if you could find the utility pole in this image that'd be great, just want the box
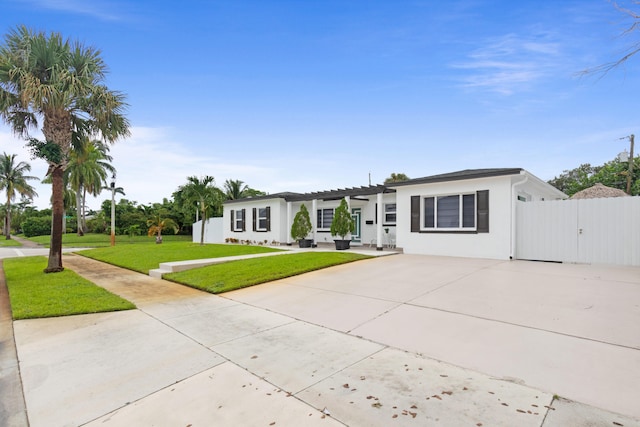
[625,134,635,195]
[110,175,116,246]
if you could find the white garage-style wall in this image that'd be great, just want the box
[517,197,640,266]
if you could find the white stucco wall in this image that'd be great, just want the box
[394,176,514,259]
[394,172,565,260]
[222,198,288,244]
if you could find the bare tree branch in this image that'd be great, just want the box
[579,0,640,78]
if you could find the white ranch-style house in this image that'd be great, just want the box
[216,168,568,260]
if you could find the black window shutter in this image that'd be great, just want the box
[375,203,378,224]
[241,208,246,231]
[410,196,420,232]
[477,190,489,233]
[266,206,271,231]
[252,208,257,231]
[230,210,234,231]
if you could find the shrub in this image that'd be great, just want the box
[291,203,312,241]
[330,198,355,240]
[21,216,52,237]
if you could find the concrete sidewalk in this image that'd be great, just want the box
[3,253,640,426]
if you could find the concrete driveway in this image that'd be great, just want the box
[5,252,640,426]
[224,254,640,419]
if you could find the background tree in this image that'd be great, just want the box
[0,25,129,272]
[548,157,640,196]
[223,178,266,200]
[384,173,410,184]
[67,137,115,236]
[0,153,38,239]
[224,179,249,200]
[146,210,179,244]
[547,164,599,196]
[176,175,221,245]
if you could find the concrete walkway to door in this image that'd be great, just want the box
[4,252,640,426]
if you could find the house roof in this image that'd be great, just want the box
[223,192,303,204]
[570,183,629,199]
[224,168,558,205]
[224,185,395,205]
[385,168,524,187]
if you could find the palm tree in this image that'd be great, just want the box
[146,212,178,244]
[0,26,129,272]
[177,175,222,245]
[224,179,249,200]
[67,137,115,236]
[0,153,38,239]
[384,173,410,184]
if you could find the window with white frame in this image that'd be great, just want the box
[317,208,334,229]
[232,209,245,231]
[257,207,268,230]
[422,193,475,230]
[384,203,396,224]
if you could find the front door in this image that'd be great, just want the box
[351,208,361,243]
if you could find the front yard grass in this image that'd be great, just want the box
[79,242,282,274]
[0,238,22,247]
[26,233,191,248]
[165,252,371,294]
[4,257,135,320]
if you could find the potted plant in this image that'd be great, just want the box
[330,198,355,250]
[291,203,313,248]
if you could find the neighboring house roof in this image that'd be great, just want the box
[224,185,395,205]
[385,168,524,187]
[570,183,629,199]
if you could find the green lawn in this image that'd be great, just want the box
[4,257,135,320]
[0,238,22,247]
[165,252,371,294]
[78,242,283,274]
[25,233,192,248]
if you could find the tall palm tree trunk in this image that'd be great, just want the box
[4,197,11,239]
[200,207,206,245]
[76,188,84,236]
[46,166,65,272]
[82,188,88,233]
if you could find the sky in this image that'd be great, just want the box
[0,0,638,210]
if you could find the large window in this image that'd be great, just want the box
[384,203,396,224]
[317,208,334,229]
[422,193,476,230]
[410,190,488,234]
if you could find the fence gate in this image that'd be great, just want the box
[516,197,640,266]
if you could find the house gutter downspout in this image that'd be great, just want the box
[286,201,292,245]
[312,198,318,244]
[376,192,383,251]
[510,172,528,260]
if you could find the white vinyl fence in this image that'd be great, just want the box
[516,197,640,266]
[192,218,223,244]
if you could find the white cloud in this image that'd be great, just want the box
[105,126,289,210]
[0,125,373,212]
[19,0,127,21]
[452,32,562,95]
